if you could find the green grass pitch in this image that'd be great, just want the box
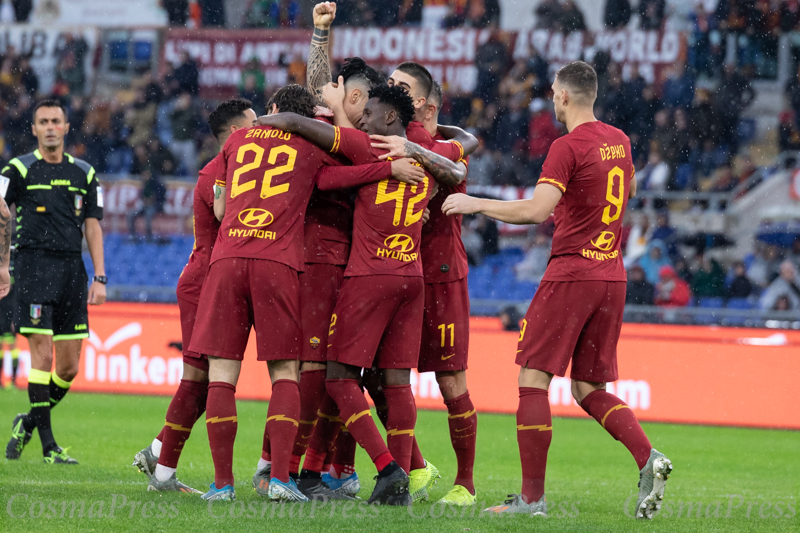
[1,389,797,532]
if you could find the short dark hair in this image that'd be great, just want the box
[368,84,416,128]
[33,99,68,122]
[427,80,443,109]
[395,62,433,99]
[555,61,598,104]
[267,84,316,118]
[338,57,385,89]
[208,99,253,141]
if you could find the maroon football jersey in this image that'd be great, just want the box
[421,132,470,283]
[177,155,221,304]
[539,121,633,282]
[331,127,433,278]
[212,125,338,270]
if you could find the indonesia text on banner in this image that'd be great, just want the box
[6,303,795,430]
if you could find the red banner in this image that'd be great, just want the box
[3,304,798,429]
[162,28,686,97]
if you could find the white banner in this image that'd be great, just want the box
[30,0,167,27]
[0,25,98,94]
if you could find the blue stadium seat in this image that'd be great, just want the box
[695,297,725,324]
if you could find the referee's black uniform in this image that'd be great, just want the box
[1,149,102,340]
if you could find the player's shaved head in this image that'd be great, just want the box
[208,98,254,141]
[338,57,385,90]
[393,62,433,100]
[554,61,597,106]
[268,84,316,118]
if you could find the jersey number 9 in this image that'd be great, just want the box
[601,166,625,226]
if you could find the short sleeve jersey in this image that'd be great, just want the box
[538,121,633,282]
[211,125,339,271]
[1,150,102,254]
[421,132,470,284]
[177,155,221,304]
[331,126,433,278]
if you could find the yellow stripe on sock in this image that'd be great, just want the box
[206,416,237,424]
[386,428,415,437]
[447,409,476,420]
[316,410,341,422]
[600,404,630,429]
[516,424,552,431]
[345,409,371,427]
[164,421,192,432]
[51,372,73,390]
[28,368,51,385]
[267,414,299,427]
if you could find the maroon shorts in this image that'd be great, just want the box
[418,278,470,373]
[177,296,208,371]
[327,275,424,370]
[516,280,625,383]
[300,263,345,363]
[189,258,301,362]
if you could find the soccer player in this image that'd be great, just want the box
[3,100,106,465]
[132,99,257,493]
[0,258,20,389]
[443,61,672,519]
[260,85,436,505]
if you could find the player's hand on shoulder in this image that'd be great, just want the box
[0,266,9,299]
[88,280,107,306]
[370,135,411,161]
[442,193,480,216]
[313,2,336,28]
[321,76,346,111]
[422,207,431,224]
[257,112,292,131]
[314,106,334,118]
[391,158,425,185]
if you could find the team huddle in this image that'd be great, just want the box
[6,2,674,520]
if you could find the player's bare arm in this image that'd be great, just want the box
[259,112,337,151]
[0,197,10,298]
[629,172,637,198]
[369,135,466,186]
[307,2,337,105]
[213,183,226,221]
[85,217,107,305]
[436,124,479,156]
[442,183,563,225]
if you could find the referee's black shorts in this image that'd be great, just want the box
[14,250,89,341]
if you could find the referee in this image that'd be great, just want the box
[3,100,106,464]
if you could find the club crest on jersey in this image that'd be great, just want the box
[590,231,616,252]
[74,194,83,215]
[238,208,274,228]
[30,304,42,322]
[310,336,320,349]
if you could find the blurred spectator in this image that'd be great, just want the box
[559,1,586,32]
[494,94,529,154]
[169,93,200,176]
[791,237,800,270]
[127,170,166,240]
[18,56,38,98]
[465,140,494,185]
[534,0,563,29]
[772,295,793,311]
[56,52,85,95]
[499,305,522,331]
[759,260,800,310]
[624,212,651,264]
[201,0,226,26]
[174,51,200,96]
[655,265,691,307]
[778,111,800,152]
[515,232,551,283]
[636,150,670,192]
[604,0,631,29]
[462,216,483,265]
[148,139,178,176]
[662,64,695,110]
[747,244,781,288]
[164,0,189,25]
[691,256,726,298]
[527,99,560,175]
[475,30,508,103]
[245,0,301,28]
[638,0,665,30]
[11,0,32,22]
[785,64,800,128]
[626,265,655,305]
[475,214,499,256]
[650,211,678,257]
[638,240,671,284]
[674,257,694,285]
[125,90,158,148]
[499,60,536,104]
[240,59,267,114]
[714,64,754,153]
[727,260,754,299]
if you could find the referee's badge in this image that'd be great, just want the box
[74,194,83,216]
[30,304,42,324]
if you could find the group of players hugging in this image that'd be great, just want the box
[130,2,673,519]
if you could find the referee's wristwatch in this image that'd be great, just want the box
[93,275,108,285]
